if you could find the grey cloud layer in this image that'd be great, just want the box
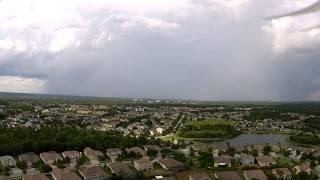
[0,0,320,101]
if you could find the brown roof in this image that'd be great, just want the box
[23,174,49,180]
[51,168,81,180]
[296,164,311,172]
[79,165,108,178]
[215,156,232,164]
[158,158,185,169]
[244,170,267,180]
[256,156,276,164]
[189,172,211,180]
[272,168,292,177]
[126,147,146,156]
[106,148,122,155]
[144,145,161,151]
[215,171,241,180]
[62,151,80,158]
[239,153,254,159]
[18,152,40,163]
[134,157,153,166]
[84,147,103,160]
[107,162,134,175]
[40,151,62,163]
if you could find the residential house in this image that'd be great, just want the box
[243,170,267,180]
[40,151,63,165]
[134,157,153,171]
[62,151,80,160]
[212,149,220,158]
[214,156,232,168]
[158,158,186,172]
[215,171,242,180]
[0,155,16,167]
[79,164,109,180]
[107,162,134,176]
[233,145,245,153]
[22,174,49,180]
[256,156,276,167]
[106,148,122,162]
[153,177,175,180]
[294,164,311,174]
[189,172,211,180]
[84,147,103,163]
[125,147,146,157]
[238,154,255,166]
[18,152,40,168]
[272,168,292,180]
[51,168,81,180]
[144,145,161,152]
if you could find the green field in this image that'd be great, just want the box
[178,119,239,139]
[184,119,232,127]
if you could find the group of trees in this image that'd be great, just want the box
[179,123,239,139]
[0,127,152,156]
[290,134,320,145]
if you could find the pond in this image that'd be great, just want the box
[219,133,289,146]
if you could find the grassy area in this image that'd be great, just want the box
[179,119,239,139]
[276,157,297,168]
[184,119,232,127]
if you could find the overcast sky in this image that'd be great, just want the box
[0,0,320,101]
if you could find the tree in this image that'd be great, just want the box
[226,147,236,157]
[147,149,158,157]
[198,151,214,168]
[251,149,258,157]
[76,155,89,166]
[4,166,11,176]
[189,147,195,157]
[17,160,27,171]
[263,145,272,155]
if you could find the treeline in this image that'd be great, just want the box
[0,127,151,156]
[179,124,239,139]
[290,134,320,145]
[304,117,320,131]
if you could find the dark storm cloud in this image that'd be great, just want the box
[0,0,320,101]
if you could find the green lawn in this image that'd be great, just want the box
[184,119,232,127]
[276,157,297,168]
